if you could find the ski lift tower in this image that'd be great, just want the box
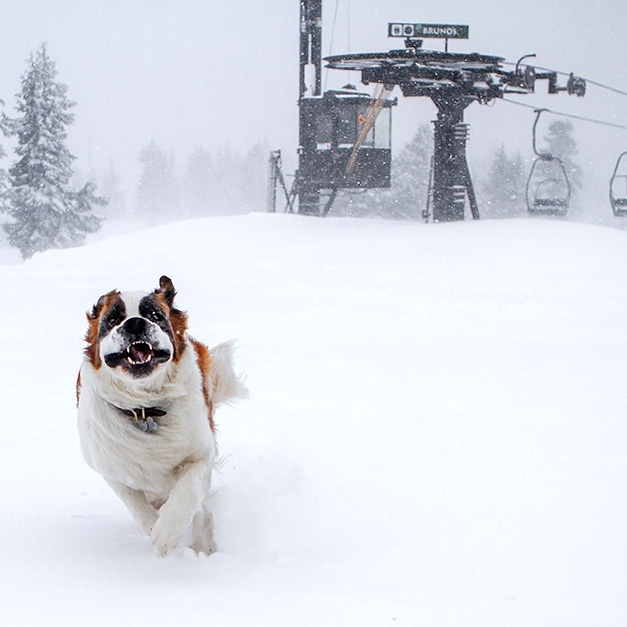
[286,0,397,216]
[325,23,586,222]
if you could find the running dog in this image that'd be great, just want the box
[77,275,246,556]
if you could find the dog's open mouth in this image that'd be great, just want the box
[104,342,172,375]
[124,341,154,365]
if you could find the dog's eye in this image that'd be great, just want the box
[99,303,126,337]
[146,308,163,323]
[139,298,171,332]
[105,309,125,327]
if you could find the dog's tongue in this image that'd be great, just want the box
[129,342,152,364]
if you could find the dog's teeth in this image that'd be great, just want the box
[126,341,154,365]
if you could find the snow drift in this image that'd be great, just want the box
[0,213,626,626]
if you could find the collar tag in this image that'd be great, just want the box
[115,406,166,433]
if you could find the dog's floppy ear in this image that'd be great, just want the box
[157,275,177,307]
[88,294,107,320]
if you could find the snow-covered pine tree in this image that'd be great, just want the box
[543,119,583,197]
[480,145,527,218]
[239,142,269,212]
[97,160,126,219]
[333,124,433,218]
[136,139,180,219]
[0,134,7,215]
[183,145,213,216]
[384,124,433,219]
[2,44,104,259]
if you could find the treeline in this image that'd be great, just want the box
[132,140,268,221]
[0,44,269,259]
[480,119,582,219]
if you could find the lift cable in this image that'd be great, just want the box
[575,77,627,99]
[535,66,627,99]
[502,60,627,99]
[501,96,627,131]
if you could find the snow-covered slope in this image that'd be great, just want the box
[1,213,626,626]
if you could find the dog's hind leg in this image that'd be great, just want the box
[105,478,159,536]
[190,507,217,555]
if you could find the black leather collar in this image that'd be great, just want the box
[115,405,167,433]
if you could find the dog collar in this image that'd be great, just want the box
[115,405,167,433]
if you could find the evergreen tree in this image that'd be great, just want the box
[2,44,104,259]
[239,142,269,212]
[480,145,527,218]
[333,124,433,219]
[385,124,433,219]
[0,140,7,215]
[543,119,583,196]
[183,145,213,216]
[136,139,180,218]
[182,142,267,216]
[209,143,245,214]
[98,160,126,219]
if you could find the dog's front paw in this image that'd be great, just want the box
[150,515,186,557]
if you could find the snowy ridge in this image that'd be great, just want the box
[1,213,626,626]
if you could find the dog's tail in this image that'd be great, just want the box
[209,340,249,406]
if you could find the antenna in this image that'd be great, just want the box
[299,0,322,99]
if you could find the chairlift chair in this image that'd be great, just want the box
[526,109,571,216]
[610,151,627,216]
[526,155,571,216]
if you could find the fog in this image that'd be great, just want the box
[0,0,626,218]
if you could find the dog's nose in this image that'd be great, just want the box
[123,316,148,336]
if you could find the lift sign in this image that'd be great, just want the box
[388,23,469,39]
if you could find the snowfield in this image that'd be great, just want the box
[1,213,626,626]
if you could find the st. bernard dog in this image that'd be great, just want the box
[76,275,246,556]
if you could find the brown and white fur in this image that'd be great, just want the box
[77,275,246,557]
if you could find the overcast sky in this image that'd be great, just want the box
[1,0,626,210]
